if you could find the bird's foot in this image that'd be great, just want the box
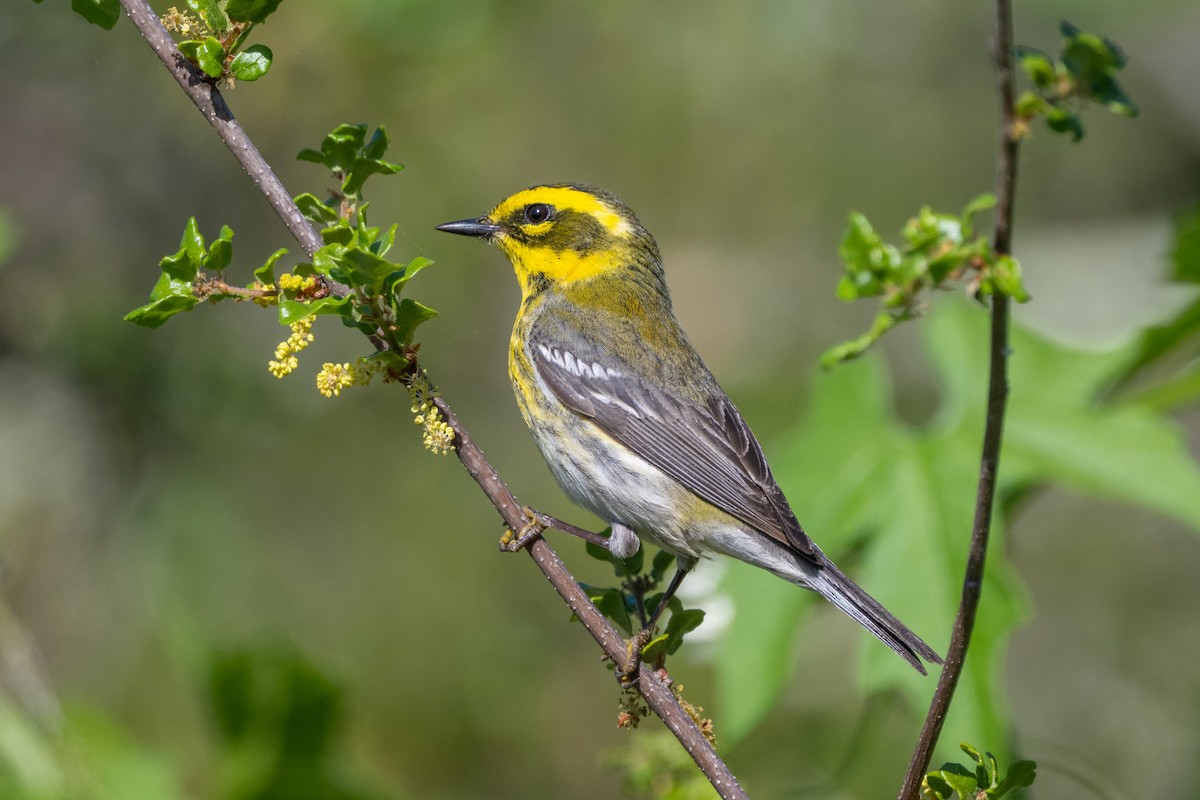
[499,507,545,552]
[616,626,656,688]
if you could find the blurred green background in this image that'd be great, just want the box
[2,1,1199,798]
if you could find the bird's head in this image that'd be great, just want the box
[437,183,663,299]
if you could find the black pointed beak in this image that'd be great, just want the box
[435,217,501,238]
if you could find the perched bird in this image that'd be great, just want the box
[437,184,942,674]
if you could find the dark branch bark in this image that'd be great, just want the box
[897,1,1018,797]
[116,1,747,797]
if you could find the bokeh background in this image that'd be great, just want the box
[2,1,1199,798]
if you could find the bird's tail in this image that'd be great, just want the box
[812,559,943,674]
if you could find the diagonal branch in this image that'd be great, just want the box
[897,0,1019,797]
[115,1,747,797]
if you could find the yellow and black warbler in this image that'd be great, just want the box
[438,184,942,674]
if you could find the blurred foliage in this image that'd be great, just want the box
[719,296,1200,754]
[206,647,386,800]
[1015,21,1139,141]
[7,1,1200,798]
[1110,204,1200,410]
[0,637,384,800]
[823,195,1028,366]
[602,731,720,800]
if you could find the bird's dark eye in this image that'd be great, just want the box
[524,203,554,224]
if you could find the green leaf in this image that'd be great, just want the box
[180,216,205,268]
[1014,91,1048,119]
[1171,206,1200,284]
[293,193,340,225]
[186,0,228,33]
[180,36,226,78]
[228,44,272,82]
[321,225,355,247]
[989,254,1030,302]
[593,588,632,636]
[1045,105,1084,141]
[716,561,814,743]
[616,546,644,577]
[318,124,368,175]
[585,538,616,565]
[225,0,285,23]
[253,248,288,285]
[330,247,395,293]
[124,292,200,328]
[202,225,234,272]
[1058,21,1138,118]
[960,194,996,234]
[394,298,438,344]
[1014,46,1056,90]
[343,155,403,198]
[1110,296,1200,388]
[277,296,349,325]
[387,256,433,297]
[372,224,398,258]
[361,127,390,160]
[995,759,1037,795]
[650,550,675,582]
[70,0,120,29]
[663,609,705,655]
[929,763,978,798]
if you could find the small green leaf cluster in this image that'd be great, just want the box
[922,743,1036,800]
[124,218,284,328]
[1015,21,1137,141]
[297,124,404,207]
[287,126,433,373]
[822,195,1027,366]
[580,540,705,669]
[126,123,435,388]
[164,1,283,84]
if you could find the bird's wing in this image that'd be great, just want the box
[529,335,821,564]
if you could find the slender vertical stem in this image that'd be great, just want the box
[897,1,1018,797]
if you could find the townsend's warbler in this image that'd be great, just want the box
[437,184,942,674]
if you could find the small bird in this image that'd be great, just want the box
[437,184,942,674]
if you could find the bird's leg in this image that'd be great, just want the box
[502,508,626,552]
[617,560,693,687]
[646,562,690,629]
[607,522,641,559]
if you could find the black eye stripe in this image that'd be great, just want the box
[524,203,554,224]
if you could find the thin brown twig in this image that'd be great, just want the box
[897,0,1018,797]
[115,1,747,797]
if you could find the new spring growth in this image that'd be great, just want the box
[267,317,314,378]
[407,371,455,455]
[161,7,205,37]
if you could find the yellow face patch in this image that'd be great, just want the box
[489,186,633,238]
[483,185,641,295]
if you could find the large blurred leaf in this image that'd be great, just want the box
[718,298,1200,757]
[1109,207,1200,407]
